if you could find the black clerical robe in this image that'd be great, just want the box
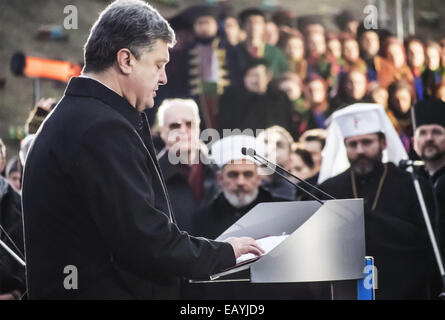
[319,162,439,299]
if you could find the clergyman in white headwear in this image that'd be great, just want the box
[316,103,439,300]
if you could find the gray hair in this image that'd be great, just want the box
[157,98,201,127]
[83,0,176,73]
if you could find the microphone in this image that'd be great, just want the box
[399,159,425,169]
[241,147,336,204]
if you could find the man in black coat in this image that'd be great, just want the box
[21,0,262,300]
[0,175,25,300]
[317,104,439,299]
[217,59,294,136]
[412,99,445,272]
[156,98,219,233]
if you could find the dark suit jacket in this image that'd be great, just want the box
[22,77,235,299]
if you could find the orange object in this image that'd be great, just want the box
[23,56,81,82]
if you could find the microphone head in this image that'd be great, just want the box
[241,147,256,157]
[398,159,425,169]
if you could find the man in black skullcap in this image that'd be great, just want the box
[413,98,445,262]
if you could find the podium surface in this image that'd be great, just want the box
[213,199,365,284]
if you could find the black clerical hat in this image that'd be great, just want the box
[412,98,445,130]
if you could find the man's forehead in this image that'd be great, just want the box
[223,160,257,170]
[164,104,196,122]
[344,132,381,143]
[416,124,445,133]
[147,39,170,61]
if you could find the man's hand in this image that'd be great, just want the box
[224,236,265,259]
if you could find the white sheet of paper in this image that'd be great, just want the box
[235,234,289,264]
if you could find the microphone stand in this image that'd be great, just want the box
[406,165,445,299]
[242,148,336,204]
[0,238,26,267]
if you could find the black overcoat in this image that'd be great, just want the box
[22,77,235,299]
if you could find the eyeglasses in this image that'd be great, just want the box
[168,120,194,130]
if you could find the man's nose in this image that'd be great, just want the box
[355,143,366,154]
[235,174,247,185]
[159,68,168,86]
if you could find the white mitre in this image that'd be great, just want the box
[318,103,408,184]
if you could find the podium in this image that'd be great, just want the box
[191,199,371,300]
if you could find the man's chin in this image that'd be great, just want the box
[423,150,445,162]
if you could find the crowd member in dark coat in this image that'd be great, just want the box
[21,0,263,300]
[218,59,294,135]
[156,98,219,232]
[412,99,445,268]
[317,104,439,299]
[0,175,25,300]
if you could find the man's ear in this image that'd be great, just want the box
[116,48,134,75]
[381,136,388,150]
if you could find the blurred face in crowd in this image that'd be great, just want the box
[392,87,412,114]
[346,20,358,36]
[219,160,262,208]
[343,39,360,63]
[224,17,241,46]
[193,16,218,40]
[261,131,292,168]
[426,45,441,70]
[286,37,305,62]
[327,38,342,60]
[307,32,326,57]
[244,14,266,42]
[289,152,314,180]
[7,170,21,191]
[0,150,5,174]
[301,140,323,171]
[244,64,269,94]
[345,133,386,176]
[345,71,367,100]
[265,21,280,46]
[407,41,425,69]
[372,87,389,108]
[308,79,326,104]
[387,42,406,69]
[414,124,445,163]
[160,102,200,155]
[278,79,302,101]
[360,31,380,57]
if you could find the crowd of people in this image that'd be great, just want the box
[1,2,445,300]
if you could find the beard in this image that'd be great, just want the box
[350,151,383,176]
[421,142,445,162]
[224,188,259,209]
